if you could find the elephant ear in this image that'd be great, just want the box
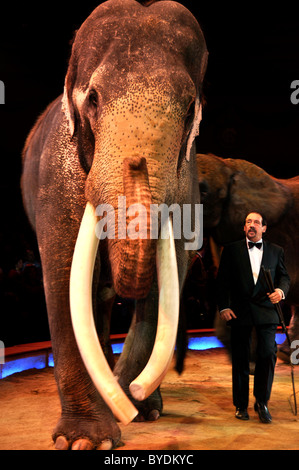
[62,53,78,138]
[185,50,208,162]
[185,96,202,162]
[62,55,95,172]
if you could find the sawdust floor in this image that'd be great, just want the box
[0,349,298,450]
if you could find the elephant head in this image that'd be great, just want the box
[61,1,207,423]
[197,154,293,244]
[63,0,207,297]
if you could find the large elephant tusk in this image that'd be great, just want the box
[69,202,138,425]
[129,216,179,401]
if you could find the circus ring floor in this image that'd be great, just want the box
[0,331,299,451]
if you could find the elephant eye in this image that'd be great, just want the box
[185,100,195,127]
[181,100,195,146]
[88,89,98,108]
[199,181,209,201]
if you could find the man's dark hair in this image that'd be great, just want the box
[244,212,267,227]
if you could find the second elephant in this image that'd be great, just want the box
[197,153,299,360]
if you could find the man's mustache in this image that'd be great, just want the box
[248,227,256,233]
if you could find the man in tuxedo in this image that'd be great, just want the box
[216,212,290,423]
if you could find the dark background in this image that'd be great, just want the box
[0,1,298,345]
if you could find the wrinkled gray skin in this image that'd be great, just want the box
[197,153,299,361]
[21,0,207,449]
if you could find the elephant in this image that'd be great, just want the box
[21,0,208,450]
[196,153,299,361]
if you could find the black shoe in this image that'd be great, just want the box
[254,402,272,423]
[235,408,249,420]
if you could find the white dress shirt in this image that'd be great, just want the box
[220,238,284,314]
[247,238,263,284]
[247,237,284,298]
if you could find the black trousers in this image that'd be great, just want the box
[230,324,277,409]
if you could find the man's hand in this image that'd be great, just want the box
[219,308,237,321]
[268,288,283,304]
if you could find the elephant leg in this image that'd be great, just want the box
[47,273,121,449]
[113,279,162,421]
[95,286,116,370]
[37,217,121,450]
[175,295,189,375]
[278,306,299,363]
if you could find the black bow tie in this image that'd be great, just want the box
[248,242,262,250]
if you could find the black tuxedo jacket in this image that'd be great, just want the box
[216,239,290,326]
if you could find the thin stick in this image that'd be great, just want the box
[261,266,297,416]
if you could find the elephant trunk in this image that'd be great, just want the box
[109,156,156,299]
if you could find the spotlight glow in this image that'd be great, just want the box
[0,333,286,379]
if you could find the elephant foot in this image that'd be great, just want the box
[132,387,163,422]
[55,435,95,450]
[134,409,160,422]
[53,414,121,450]
[116,373,163,422]
[55,435,113,450]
